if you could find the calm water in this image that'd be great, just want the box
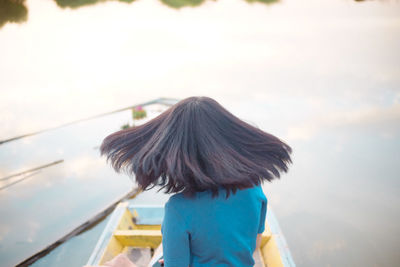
[1,0,399,266]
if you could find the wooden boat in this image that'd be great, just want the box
[86,201,296,267]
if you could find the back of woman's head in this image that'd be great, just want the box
[100,96,292,197]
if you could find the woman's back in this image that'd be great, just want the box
[161,185,267,267]
[100,96,291,266]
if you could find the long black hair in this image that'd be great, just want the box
[100,96,292,197]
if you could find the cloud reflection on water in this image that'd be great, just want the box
[0,104,169,266]
[286,103,400,141]
[0,0,399,266]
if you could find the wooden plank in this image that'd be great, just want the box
[114,230,162,249]
[261,235,284,267]
[0,97,179,145]
[133,224,161,230]
[259,209,286,266]
[87,202,130,265]
[261,223,273,248]
[128,205,165,225]
[116,209,136,230]
[265,208,296,267]
[99,236,124,264]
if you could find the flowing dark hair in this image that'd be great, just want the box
[100,96,292,197]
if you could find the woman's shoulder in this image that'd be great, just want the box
[166,185,267,205]
[254,184,268,201]
[165,192,190,211]
[167,192,185,203]
[238,184,268,202]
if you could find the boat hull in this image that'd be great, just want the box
[86,202,295,267]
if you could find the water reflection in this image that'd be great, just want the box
[0,0,386,29]
[0,0,28,28]
[30,187,171,267]
[55,0,280,10]
[160,0,280,9]
[1,0,399,266]
[244,0,279,4]
[1,0,381,30]
[160,0,205,9]
[0,0,282,29]
[54,0,135,9]
[0,103,172,266]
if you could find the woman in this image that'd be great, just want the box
[100,96,292,267]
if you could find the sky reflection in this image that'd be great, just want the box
[0,104,171,266]
[0,0,399,266]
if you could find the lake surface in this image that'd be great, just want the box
[0,0,399,266]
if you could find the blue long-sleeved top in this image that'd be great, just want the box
[161,185,267,267]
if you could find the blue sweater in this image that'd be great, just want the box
[161,185,267,267]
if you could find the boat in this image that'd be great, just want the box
[86,201,296,267]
